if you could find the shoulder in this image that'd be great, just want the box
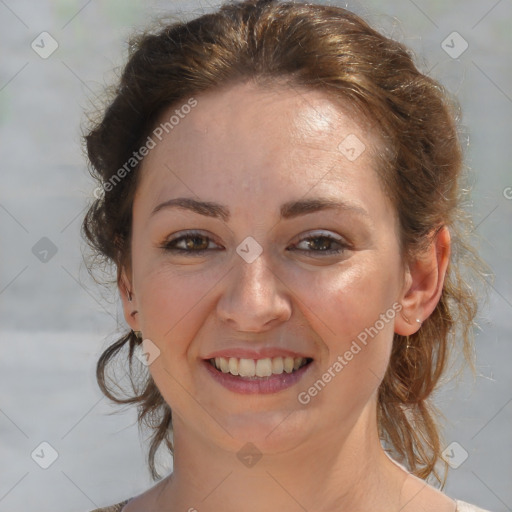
[398,470,489,512]
[89,498,132,512]
[455,500,492,512]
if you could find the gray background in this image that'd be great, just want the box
[0,1,511,511]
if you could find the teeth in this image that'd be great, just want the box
[219,357,229,373]
[255,358,273,377]
[211,356,309,377]
[239,358,256,377]
[272,357,284,374]
[228,357,239,375]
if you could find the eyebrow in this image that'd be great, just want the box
[151,196,369,221]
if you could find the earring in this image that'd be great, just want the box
[401,311,423,328]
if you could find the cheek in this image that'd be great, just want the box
[289,256,400,347]
[135,266,226,416]
[135,263,227,356]
[291,258,399,413]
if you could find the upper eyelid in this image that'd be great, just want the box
[165,230,220,241]
[294,229,344,241]
[292,233,348,252]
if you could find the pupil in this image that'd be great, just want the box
[312,237,329,250]
[188,236,206,250]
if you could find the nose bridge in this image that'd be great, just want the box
[216,247,291,330]
[234,248,275,303]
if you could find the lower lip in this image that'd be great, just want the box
[203,359,313,394]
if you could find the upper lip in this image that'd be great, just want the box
[203,348,312,360]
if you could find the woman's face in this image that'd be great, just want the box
[123,81,409,453]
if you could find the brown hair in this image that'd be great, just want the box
[82,0,487,484]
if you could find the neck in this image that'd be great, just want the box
[153,403,408,512]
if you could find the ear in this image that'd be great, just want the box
[395,226,451,336]
[118,266,140,332]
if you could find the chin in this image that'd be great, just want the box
[217,407,315,455]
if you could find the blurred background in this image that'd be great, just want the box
[0,1,510,511]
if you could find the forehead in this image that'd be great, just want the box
[136,81,384,212]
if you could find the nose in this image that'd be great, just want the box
[216,250,292,332]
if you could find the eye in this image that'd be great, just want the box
[160,231,222,255]
[160,230,348,257]
[290,231,348,255]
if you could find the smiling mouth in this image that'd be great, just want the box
[208,356,313,378]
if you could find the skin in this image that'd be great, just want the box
[119,81,453,512]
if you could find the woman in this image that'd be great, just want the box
[82,0,490,510]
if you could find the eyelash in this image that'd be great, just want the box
[160,230,348,256]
